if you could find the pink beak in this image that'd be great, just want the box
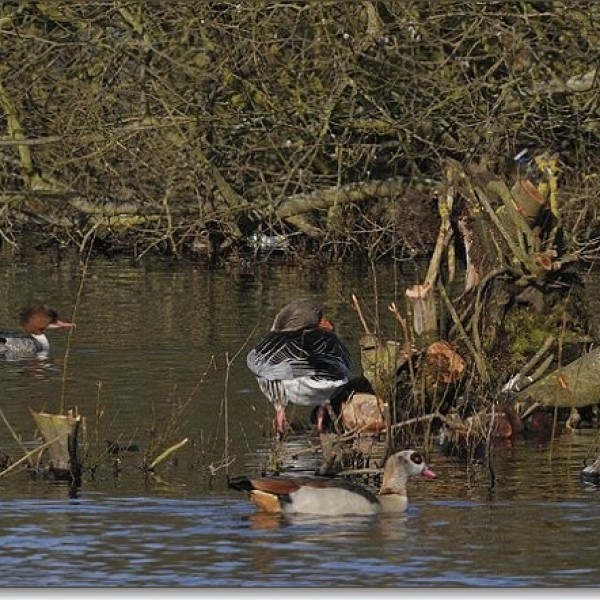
[421,468,437,479]
[48,319,75,329]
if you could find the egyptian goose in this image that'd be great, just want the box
[0,306,74,358]
[228,449,436,515]
[246,298,353,440]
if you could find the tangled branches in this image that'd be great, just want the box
[0,1,599,260]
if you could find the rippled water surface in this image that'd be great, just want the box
[1,246,600,587]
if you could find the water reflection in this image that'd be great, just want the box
[0,248,600,585]
[249,434,326,475]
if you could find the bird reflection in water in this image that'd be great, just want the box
[243,505,409,547]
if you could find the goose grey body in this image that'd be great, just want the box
[247,299,353,438]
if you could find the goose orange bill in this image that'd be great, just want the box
[318,316,334,331]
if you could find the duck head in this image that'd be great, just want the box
[20,305,74,335]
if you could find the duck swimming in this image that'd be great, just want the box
[0,305,74,358]
[228,449,436,515]
[246,298,353,440]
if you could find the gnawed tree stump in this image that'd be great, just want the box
[358,334,409,401]
[338,392,389,434]
[442,157,591,389]
[30,408,82,486]
[339,152,594,463]
[405,283,437,343]
[351,294,412,404]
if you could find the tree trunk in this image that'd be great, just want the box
[516,346,600,411]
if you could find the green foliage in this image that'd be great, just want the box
[507,314,555,362]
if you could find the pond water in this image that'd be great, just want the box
[0,244,600,588]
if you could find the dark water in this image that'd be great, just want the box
[1,245,600,587]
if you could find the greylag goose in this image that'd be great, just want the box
[0,306,74,358]
[246,298,353,440]
[228,449,436,515]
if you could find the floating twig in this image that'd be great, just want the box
[209,456,236,476]
[390,412,447,432]
[149,437,189,470]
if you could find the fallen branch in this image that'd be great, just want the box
[276,178,407,220]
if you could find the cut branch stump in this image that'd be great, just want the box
[30,408,82,485]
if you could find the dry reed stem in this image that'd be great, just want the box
[351,294,372,335]
[0,433,66,479]
[0,407,29,462]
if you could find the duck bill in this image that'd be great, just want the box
[48,319,75,329]
[421,468,437,479]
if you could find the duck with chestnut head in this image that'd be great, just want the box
[0,305,74,358]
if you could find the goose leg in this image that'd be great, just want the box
[275,406,287,440]
[315,405,326,433]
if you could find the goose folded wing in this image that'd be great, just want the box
[229,476,306,494]
[247,330,352,381]
[229,475,376,501]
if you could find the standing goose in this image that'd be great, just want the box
[0,305,74,358]
[228,449,436,515]
[246,298,353,440]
